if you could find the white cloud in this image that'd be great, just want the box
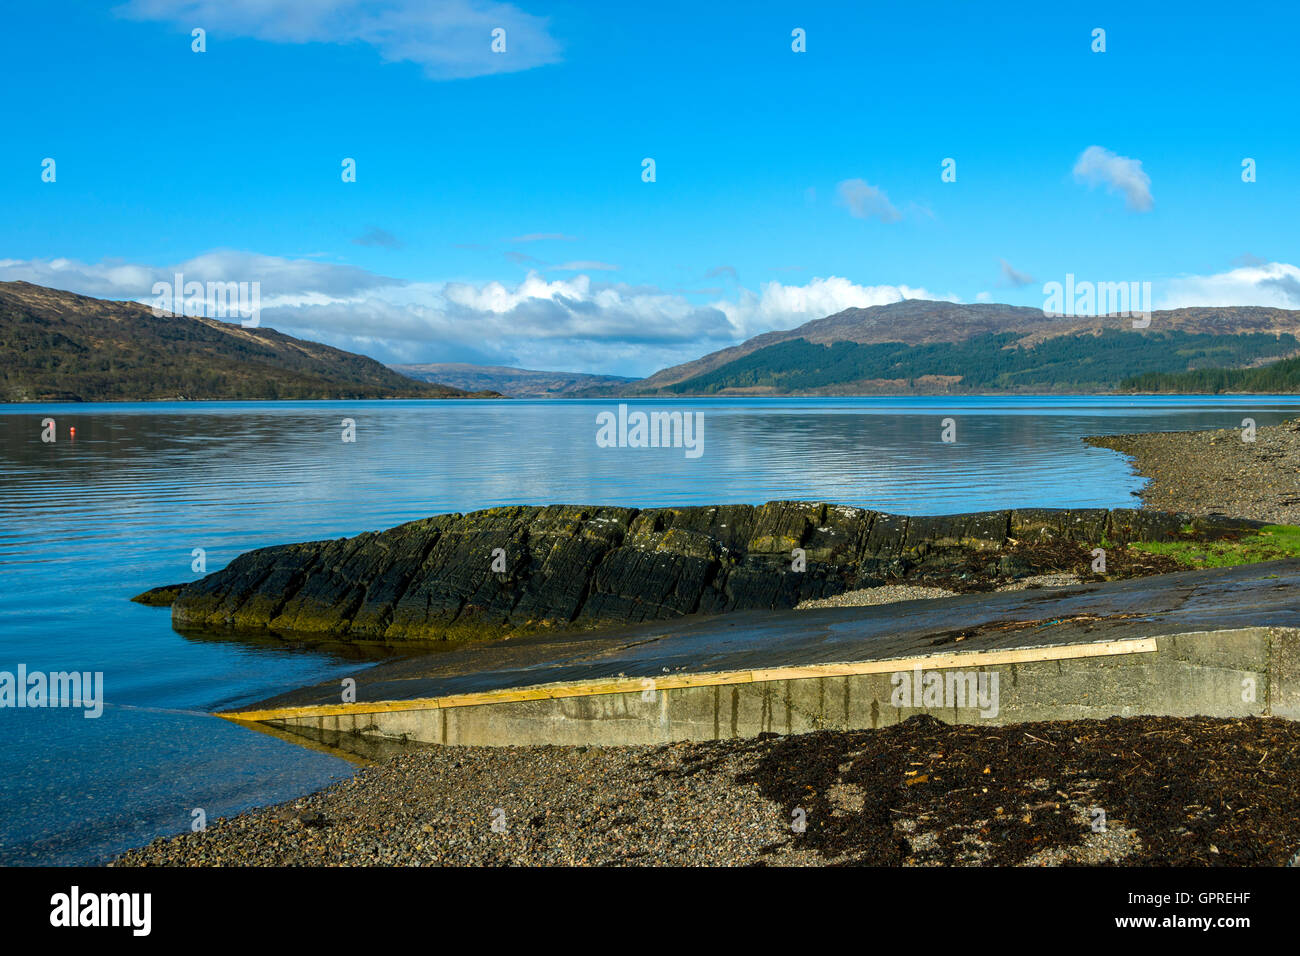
[115,0,561,80]
[0,257,158,298]
[0,250,397,305]
[835,179,902,223]
[1159,261,1300,309]
[1072,145,1153,212]
[0,253,945,377]
[714,276,946,340]
[28,252,1298,375]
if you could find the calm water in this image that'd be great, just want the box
[2,395,1298,864]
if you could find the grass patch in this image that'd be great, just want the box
[1128,525,1300,568]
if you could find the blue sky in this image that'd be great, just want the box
[2,0,1297,376]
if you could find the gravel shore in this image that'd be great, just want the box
[1087,417,1300,524]
[115,715,1300,867]
[795,584,957,608]
[794,574,1084,609]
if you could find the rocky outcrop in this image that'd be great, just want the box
[134,502,1265,644]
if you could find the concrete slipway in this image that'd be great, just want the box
[220,561,1300,757]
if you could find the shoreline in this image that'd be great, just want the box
[114,714,1300,867]
[114,418,1300,867]
[7,392,1300,406]
[1086,417,1300,524]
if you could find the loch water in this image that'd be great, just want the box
[2,395,1298,864]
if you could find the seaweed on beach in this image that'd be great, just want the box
[733,714,1300,866]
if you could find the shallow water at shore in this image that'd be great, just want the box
[2,395,1299,864]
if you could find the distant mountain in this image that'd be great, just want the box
[612,300,1300,396]
[392,362,638,399]
[0,281,497,402]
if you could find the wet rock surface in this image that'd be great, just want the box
[135,502,1266,644]
[113,715,1300,867]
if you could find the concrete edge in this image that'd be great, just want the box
[218,635,1158,723]
[224,714,376,766]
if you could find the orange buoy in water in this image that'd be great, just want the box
[69,427,76,439]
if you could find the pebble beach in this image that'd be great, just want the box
[1087,417,1300,524]
[114,715,1300,867]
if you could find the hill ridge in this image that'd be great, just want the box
[0,280,497,402]
[611,299,1300,396]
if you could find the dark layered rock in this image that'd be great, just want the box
[134,502,1266,644]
